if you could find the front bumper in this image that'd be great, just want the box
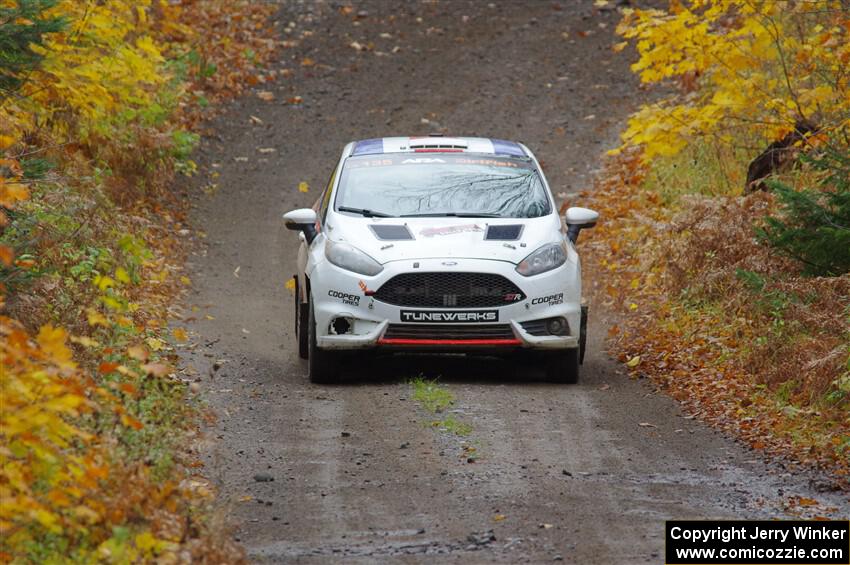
[310,257,582,351]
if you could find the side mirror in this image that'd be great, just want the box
[564,207,599,244]
[283,208,318,243]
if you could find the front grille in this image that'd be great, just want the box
[384,324,515,340]
[373,272,524,308]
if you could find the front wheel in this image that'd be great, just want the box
[543,348,580,384]
[307,299,342,384]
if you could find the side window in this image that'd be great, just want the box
[319,166,337,222]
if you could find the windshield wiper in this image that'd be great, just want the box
[337,206,394,218]
[400,212,502,218]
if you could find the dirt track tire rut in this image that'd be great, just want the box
[181,2,849,563]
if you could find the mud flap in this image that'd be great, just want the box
[579,305,588,364]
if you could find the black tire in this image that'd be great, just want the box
[307,299,341,384]
[579,305,588,365]
[543,348,580,384]
[295,277,309,360]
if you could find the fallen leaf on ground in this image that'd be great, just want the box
[256,90,275,101]
[298,181,309,193]
[142,363,171,377]
[126,344,149,361]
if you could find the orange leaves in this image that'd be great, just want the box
[0,159,28,275]
[584,152,850,486]
[0,246,13,267]
[98,361,120,374]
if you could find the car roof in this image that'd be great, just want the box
[348,136,528,158]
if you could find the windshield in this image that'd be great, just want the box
[334,154,551,218]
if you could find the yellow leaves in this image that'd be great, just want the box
[94,275,115,292]
[114,267,131,284]
[146,337,165,351]
[0,316,97,544]
[70,335,100,348]
[171,327,188,342]
[36,325,75,369]
[0,181,29,207]
[86,308,109,327]
[626,355,642,368]
[10,0,167,141]
[616,0,850,161]
[298,181,309,193]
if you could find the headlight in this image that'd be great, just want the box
[325,239,383,276]
[516,241,567,276]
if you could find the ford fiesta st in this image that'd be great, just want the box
[283,136,599,384]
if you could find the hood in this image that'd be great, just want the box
[324,215,563,264]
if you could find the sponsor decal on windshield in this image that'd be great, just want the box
[400,310,498,323]
[420,224,483,238]
[346,154,532,169]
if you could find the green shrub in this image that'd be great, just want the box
[758,148,850,276]
[0,0,65,93]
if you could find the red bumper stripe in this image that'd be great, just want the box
[378,338,521,346]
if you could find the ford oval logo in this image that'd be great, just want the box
[441,261,458,267]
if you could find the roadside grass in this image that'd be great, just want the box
[433,415,473,437]
[409,377,476,439]
[410,376,455,413]
[582,147,849,483]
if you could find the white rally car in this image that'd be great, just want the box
[284,136,599,384]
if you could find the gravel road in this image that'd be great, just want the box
[181,1,849,563]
